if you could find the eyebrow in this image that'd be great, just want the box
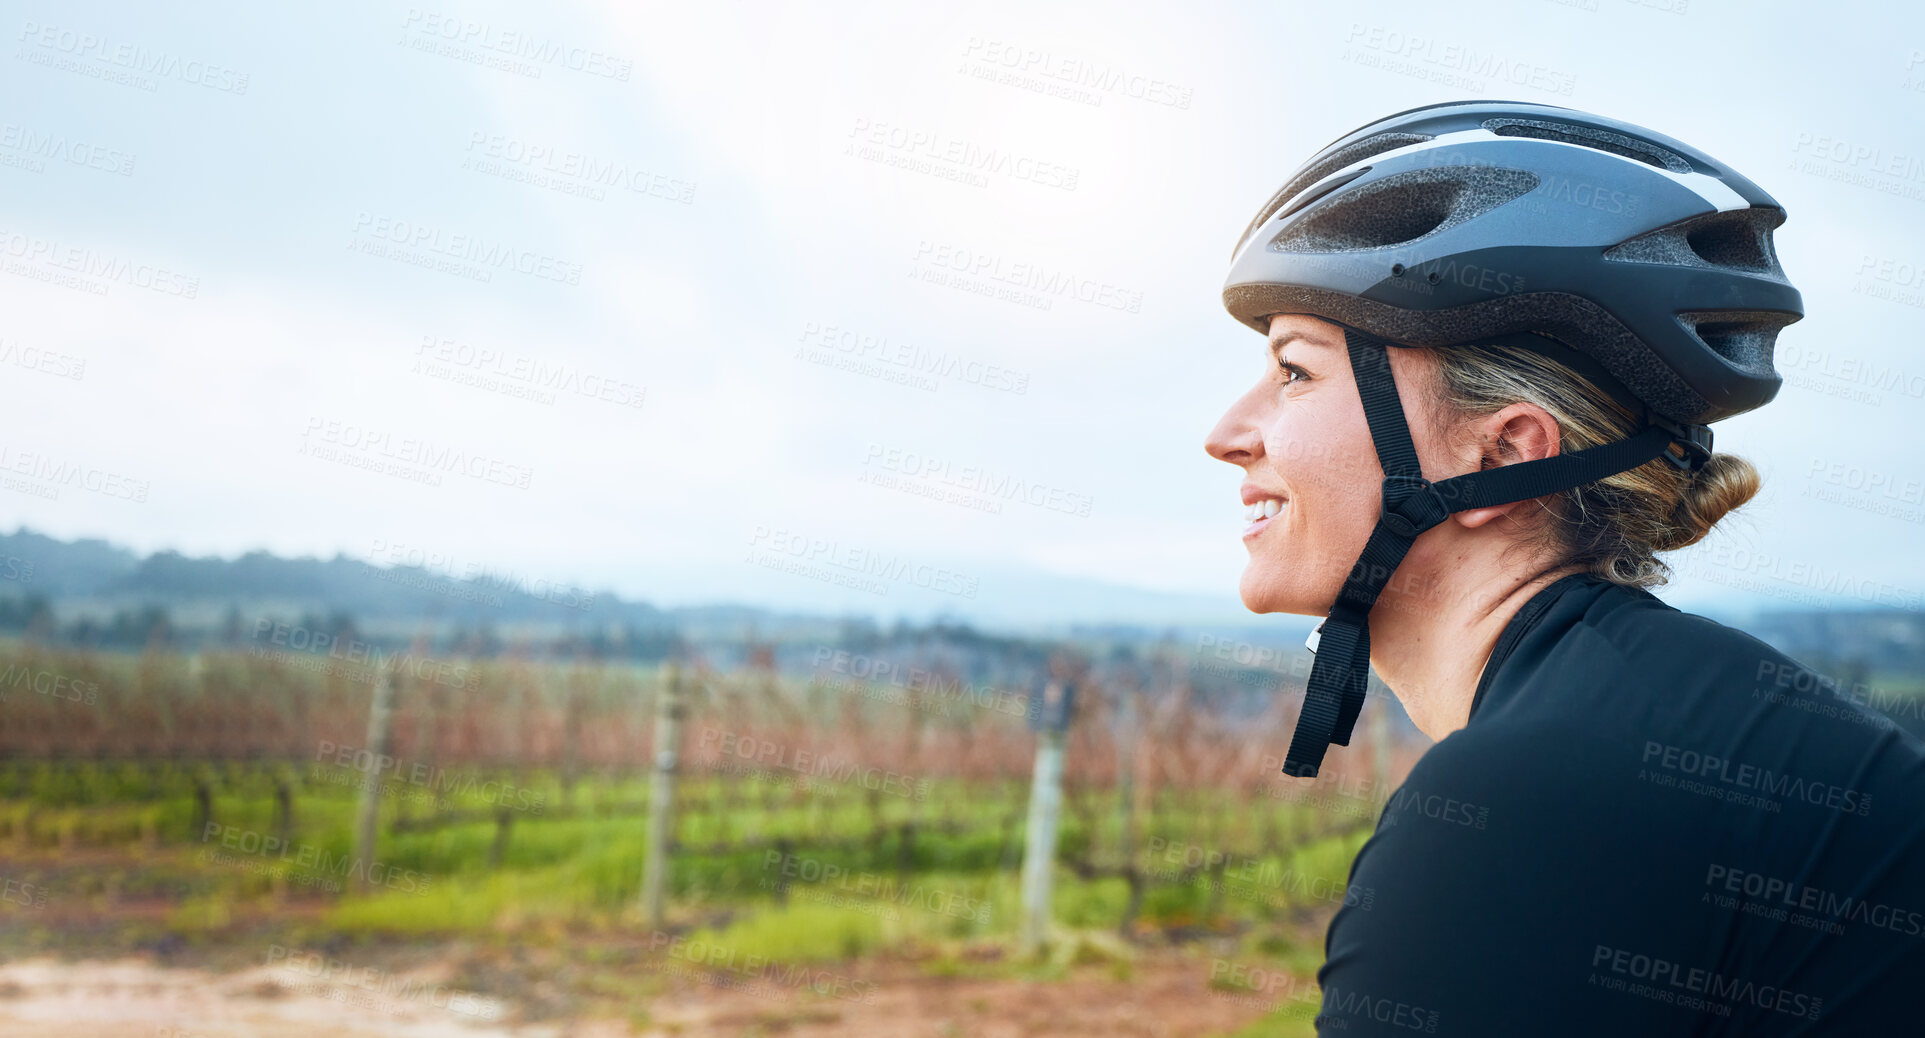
[1268,330,1332,359]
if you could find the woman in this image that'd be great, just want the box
[1206,100,1925,1034]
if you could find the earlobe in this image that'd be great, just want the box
[1453,503,1510,529]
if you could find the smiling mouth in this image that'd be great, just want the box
[1242,498,1285,539]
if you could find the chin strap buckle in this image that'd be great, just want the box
[1379,474,1451,539]
[1647,413,1713,472]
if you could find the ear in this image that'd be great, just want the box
[1450,402,1563,530]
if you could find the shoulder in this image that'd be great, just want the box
[1356,717,1617,880]
[1319,726,1646,1011]
[1488,580,1913,746]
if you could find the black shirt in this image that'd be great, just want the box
[1316,572,1925,1035]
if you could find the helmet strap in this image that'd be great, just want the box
[1280,325,1694,778]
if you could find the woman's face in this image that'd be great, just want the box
[1204,313,1446,616]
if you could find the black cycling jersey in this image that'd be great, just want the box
[1314,572,1925,1036]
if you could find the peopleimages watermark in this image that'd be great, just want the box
[909,239,1143,313]
[1212,967,1442,1035]
[745,526,979,599]
[0,444,150,503]
[794,320,1030,395]
[1195,633,1315,678]
[268,945,503,1020]
[462,131,693,205]
[1589,944,1822,1021]
[1752,658,1917,732]
[397,9,632,82]
[367,536,595,611]
[348,212,583,286]
[1260,760,1399,818]
[0,553,33,583]
[761,851,991,922]
[0,120,135,176]
[1142,837,1374,910]
[697,726,930,800]
[1304,244,1532,303]
[1191,627,1409,691]
[1639,741,1872,816]
[1342,22,1575,96]
[956,35,1193,109]
[1789,130,1925,202]
[314,739,547,814]
[1803,455,1925,525]
[0,663,99,706]
[1208,958,1322,1018]
[1850,254,1925,320]
[0,226,200,298]
[249,618,476,691]
[1779,338,1918,408]
[1686,542,1925,610]
[846,117,1080,192]
[413,334,645,410]
[1378,783,1490,831]
[810,648,1034,720]
[299,416,535,491]
[201,823,432,895]
[0,877,49,909]
[649,931,879,1005]
[1702,863,1924,939]
[860,442,1093,518]
[1907,49,1925,93]
[1316,984,1441,1032]
[14,20,251,94]
[0,338,86,380]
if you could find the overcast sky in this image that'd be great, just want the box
[5,0,1922,631]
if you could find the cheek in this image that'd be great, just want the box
[1262,417,1378,502]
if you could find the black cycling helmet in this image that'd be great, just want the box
[1222,99,1804,778]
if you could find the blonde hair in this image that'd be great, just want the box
[1425,344,1760,589]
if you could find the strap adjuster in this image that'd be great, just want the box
[1379,474,1450,538]
[1647,414,1713,472]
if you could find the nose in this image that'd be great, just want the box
[1205,381,1267,468]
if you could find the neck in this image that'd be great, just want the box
[1365,549,1587,741]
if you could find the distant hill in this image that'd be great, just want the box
[0,526,1921,684]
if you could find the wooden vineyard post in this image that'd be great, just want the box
[1018,669,1077,959]
[273,764,294,848]
[1114,682,1145,936]
[640,657,686,930]
[352,655,398,893]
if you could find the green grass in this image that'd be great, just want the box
[1218,1001,1324,1038]
[0,768,1370,957]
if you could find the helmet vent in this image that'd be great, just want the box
[1270,167,1538,253]
[1677,311,1789,379]
[1686,217,1773,272]
[1483,117,1693,174]
[1604,208,1788,282]
[1234,131,1432,257]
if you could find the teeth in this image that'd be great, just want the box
[1244,499,1286,522]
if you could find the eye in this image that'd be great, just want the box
[1277,358,1310,386]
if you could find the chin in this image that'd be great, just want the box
[1238,568,1301,616]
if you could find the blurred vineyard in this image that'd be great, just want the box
[0,633,1416,1035]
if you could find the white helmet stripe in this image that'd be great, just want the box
[1290,127,1750,221]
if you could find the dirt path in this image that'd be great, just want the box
[0,955,560,1038]
[0,951,1288,1038]
[640,956,1276,1038]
